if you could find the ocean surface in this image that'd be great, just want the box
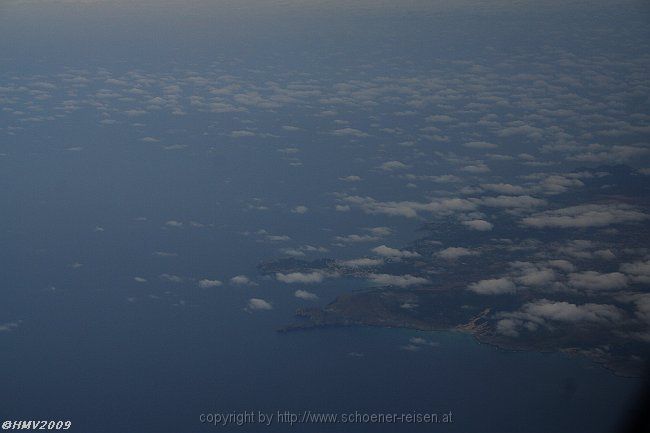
[0,119,642,432]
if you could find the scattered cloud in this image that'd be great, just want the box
[522,204,648,228]
[230,275,256,286]
[294,290,319,300]
[340,195,476,219]
[165,220,183,228]
[332,127,368,137]
[462,219,493,231]
[510,262,557,287]
[436,247,478,260]
[153,251,178,257]
[198,279,223,288]
[371,245,420,259]
[568,271,628,290]
[479,195,546,209]
[367,273,429,287]
[480,183,526,195]
[160,273,183,283]
[496,299,625,337]
[468,278,516,295]
[247,298,273,311]
[620,260,650,283]
[0,321,20,332]
[379,160,408,171]
[276,272,325,284]
[340,257,384,268]
[291,205,309,214]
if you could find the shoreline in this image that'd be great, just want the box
[278,316,645,379]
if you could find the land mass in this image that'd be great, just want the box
[278,287,647,378]
[263,166,650,378]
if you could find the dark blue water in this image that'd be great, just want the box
[0,122,641,433]
[1,312,640,433]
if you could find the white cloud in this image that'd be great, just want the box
[430,174,462,183]
[334,233,380,243]
[332,127,368,137]
[595,249,616,260]
[340,258,383,268]
[462,219,493,231]
[619,293,650,324]
[523,299,622,323]
[497,299,625,337]
[568,271,628,290]
[468,278,516,295]
[496,319,520,337]
[160,273,183,283]
[198,279,222,288]
[511,262,557,287]
[522,204,648,228]
[538,175,584,194]
[480,195,546,209]
[480,183,526,195]
[230,275,255,286]
[400,344,421,352]
[153,251,178,257]
[371,245,420,259]
[276,272,325,284]
[291,205,309,214]
[547,259,575,273]
[555,240,605,259]
[0,321,20,333]
[568,145,649,163]
[294,290,319,301]
[280,248,306,257]
[265,234,291,242]
[379,160,408,171]
[367,273,429,287]
[247,298,273,310]
[340,195,477,219]
[408,337,439,347]
[436,247,478,260]
[497,124,543,139]
[367,226,392,236]
[620,260,650,283]
[462,164,490,173]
